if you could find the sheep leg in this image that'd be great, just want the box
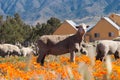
[96,49,102,61]
[102,50,109,61]
[96,50,105,61]
[75,43,80,53]
[23,53,27,57]
[41,54,46,66]
[114,51,120,59]
[7,51,11,57]
[37,53,46,66]
[70,51,75,62]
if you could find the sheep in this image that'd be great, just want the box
[0,44,21,57]
[15,42,37,57]
[4,44,21,56]
[81,43,95,53]
[38,34,73,44]
[80,45,88,55]
[35,34,74,56]
[20,47,36,57]
[0,44,9,57]
[81,42,97,65]
[96,40,120,61]
[36,23,88,65]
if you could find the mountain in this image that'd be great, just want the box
[0,0,120,25]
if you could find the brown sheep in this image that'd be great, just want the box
[96,40,120,61]
[37,23,87,65]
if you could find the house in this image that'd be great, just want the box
[53,13,120,42]
[109,13,120,26]
[86,17,120,42]
[53,20,78,35]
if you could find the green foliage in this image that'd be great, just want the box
[28,17,61,42]
[0,14,61,44]
[0,13,32,44]
[0,56,27,63]
[47,17,61,34]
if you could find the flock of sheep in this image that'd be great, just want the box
[36,23,120,66]
[1,23,120,66]
[0,43,36,57]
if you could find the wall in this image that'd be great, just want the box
[88,18,119,41]
[53,21,77,35]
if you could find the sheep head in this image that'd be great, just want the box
[77,23,87,35]
[76,23,88,41]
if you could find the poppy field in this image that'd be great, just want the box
[0,54,120,80]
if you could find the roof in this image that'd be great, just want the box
[87,17,120,32]
[115,14,120,16]
[103,17,120,30]
[86,26,94,32]
[65,20,78,30]
[66,20,96,32]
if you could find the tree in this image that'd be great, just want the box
[0,15,61,44]
[47,17,61,34]
[31,17,61,42]
[0,15,3,26]
[14,13,23,25]
[0,14,33,44]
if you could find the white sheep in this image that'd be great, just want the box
[96,40,120,61]
[20,47,35,57]
[0,44,21,57]
[0,44,9,57]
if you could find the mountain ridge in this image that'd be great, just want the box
[0,0,120,25]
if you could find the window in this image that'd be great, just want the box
[109,32,114,37]
[94,33,100,38]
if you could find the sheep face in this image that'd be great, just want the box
[32,50,37,56]
[78,23,87,35]
[80,47,88,55]
[78,26,85,36]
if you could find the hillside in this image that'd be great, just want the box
[0,0,120,25]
